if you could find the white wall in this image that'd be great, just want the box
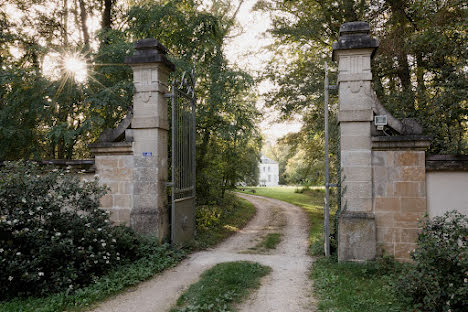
[258,163,279,186]
[426,171,468,218]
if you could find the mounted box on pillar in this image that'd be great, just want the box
[332,22,378,261]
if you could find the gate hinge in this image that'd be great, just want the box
[164,93,172,98]
[165,182,174,187]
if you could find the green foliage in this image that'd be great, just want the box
[398,211,468,312]
[195,194,255,248]
[171,261,271,312]
[0,243,185,312]
[259,0,467,159]
[0,161,158,298]
[311,257,411,312]
[1,0,261,207]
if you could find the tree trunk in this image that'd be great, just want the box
[63,0,69,46]
[102,0,113,30]
[78,0,89,48]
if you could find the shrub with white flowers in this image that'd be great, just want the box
[0,161,143,298]
[398,211,467,312]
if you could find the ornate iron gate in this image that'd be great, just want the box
[169,70,196,244]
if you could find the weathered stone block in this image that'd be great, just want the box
[341,197,373,212]
[112,168,132,181]
[395,151,423,167]
[119,182,134,195]
[118,157,134,169]
[338,212,376,261]
[100,194,113,208]
[113,195,132,209]
[341,135,371,150]
[95,158,118,169]
[400,198,427,213]
[118,209,131,225]
[342,181,372,198]
[376,227,395,243]
[375,197,399,212]
[340,122,371,136]
[375,211,394,227]
[394,212,423,228]
[134,181,158,195]
[400,167,425,181]
[341,151,372,167]
[341,166,372,182]
[397,228,420,243]
[395,181,423,197]
[372,151,394,167]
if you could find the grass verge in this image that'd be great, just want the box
[0,244,185,312]
[311,257,411,312]
[170,261,271,312]
[194,195,256,248]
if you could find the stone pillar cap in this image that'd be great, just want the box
[125,38,175,71]
[332,21,379,61]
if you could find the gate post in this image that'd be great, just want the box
[332,22,379,261]
[125,39,175,240]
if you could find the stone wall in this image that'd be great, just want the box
[94,154,134,225]
[372,150,427,261]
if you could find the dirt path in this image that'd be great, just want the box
[89,194,316,312]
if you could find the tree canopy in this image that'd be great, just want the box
[0,0,262,202]
[258,0,467,185]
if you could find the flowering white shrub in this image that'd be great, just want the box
[0,161,141,297]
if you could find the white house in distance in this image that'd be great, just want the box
[258,155,279,186]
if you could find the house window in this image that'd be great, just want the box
[268,166,271,172]
[263,167,265,172]
[268,175,271,182]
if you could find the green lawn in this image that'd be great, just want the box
[170,261,271,312]
[238,186,330,253]
[237,186,410,312]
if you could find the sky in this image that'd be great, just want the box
[223,0,302,144]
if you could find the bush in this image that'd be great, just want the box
[398,211,468,312]
[0,161,142,298]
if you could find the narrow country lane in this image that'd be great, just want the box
[89,194,317,312]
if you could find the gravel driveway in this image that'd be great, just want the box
[89,193,317,312]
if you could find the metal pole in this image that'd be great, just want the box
[324,62,331,257]
[171,82,176,244]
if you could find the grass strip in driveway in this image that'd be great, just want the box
[170,261,271,312]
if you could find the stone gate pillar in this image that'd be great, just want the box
[332,22,379,261]
[90,39,174,241]
[124,39,175,239]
